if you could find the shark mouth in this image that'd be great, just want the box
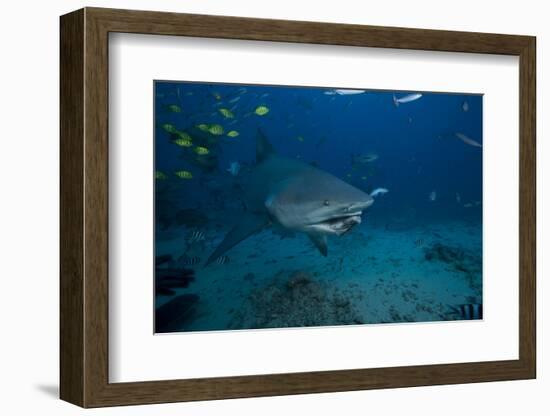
[312,213,362,235]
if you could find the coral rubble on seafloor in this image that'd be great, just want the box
[424,242,482,292]
[228,270,366,329]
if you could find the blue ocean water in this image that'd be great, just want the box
[154,81,483,333]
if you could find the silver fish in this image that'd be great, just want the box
[325,89,366,96]
[455,132,482,148]
[370,188,389,197]
[226,162,241,176]
[351,152,379,164]
[393,93,422,106]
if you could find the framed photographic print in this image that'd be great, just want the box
[60,7,536,408]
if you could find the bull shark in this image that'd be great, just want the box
[205,130,374,266]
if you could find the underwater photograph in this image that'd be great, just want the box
[154,81,483,333]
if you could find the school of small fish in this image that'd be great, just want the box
[158,85,479,220]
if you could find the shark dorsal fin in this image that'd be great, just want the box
[256,128,276,163]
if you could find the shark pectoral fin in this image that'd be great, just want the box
[308,233,328,256]
[205,213,269,266]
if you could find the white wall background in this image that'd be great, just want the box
[0,0,545,415]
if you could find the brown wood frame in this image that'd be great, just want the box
[60,7,536,408]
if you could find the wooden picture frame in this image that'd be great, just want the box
[60,7,536,408]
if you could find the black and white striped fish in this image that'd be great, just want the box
[213,255,230,265]
[450,303,483,320]
[181,256,201,266]
[187,230,206,243]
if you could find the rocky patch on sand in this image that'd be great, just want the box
[228,270,366,329]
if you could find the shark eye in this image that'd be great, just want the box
[323,200,330,206]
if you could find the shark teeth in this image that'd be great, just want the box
[331,215,362,233]
[309,211,362,226]
[312,213,362,235]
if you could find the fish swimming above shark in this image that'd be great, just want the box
[324,89,366,96]
[205,130,375,266]
[393,93,422,107]
[455,132,482,148]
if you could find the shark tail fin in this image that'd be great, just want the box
[205,213,269,267]
[393,94,399,107]
[256,128,276,163]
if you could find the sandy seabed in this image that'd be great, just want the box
[155,218,482,333]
